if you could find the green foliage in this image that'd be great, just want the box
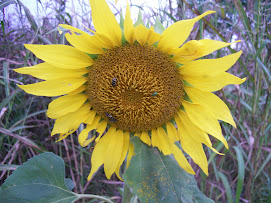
[134,9,144,27]
[0,0,270,202]
[123,137,214,203]
[0,152,78,203]
[0,153,113,203]
[153,17,165,34]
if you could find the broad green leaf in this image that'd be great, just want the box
[0,152,77,203]
[123,137,214,203]
[65,178,75,191]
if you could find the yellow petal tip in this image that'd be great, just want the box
[203,10,216,15]
[24,44,33,50]
[240,77,246,84]
[13,68,20,73]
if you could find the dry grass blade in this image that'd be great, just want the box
[0,127,44,151]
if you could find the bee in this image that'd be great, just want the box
[151,92,158,96]
[111,78,117,87]
[105,112,117,123]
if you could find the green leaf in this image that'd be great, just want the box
[123,137,214,203]
[119,10,124,30]
[218,172,233,203]
[252,40,270,60]
[0,152,77,203]
[233,146,245,203]
[153,17,165,34]
[134,9,144,27]
[64,178,75,191]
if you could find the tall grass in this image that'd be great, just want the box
[0,0,270,202]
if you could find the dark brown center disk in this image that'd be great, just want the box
[87,44,184,132]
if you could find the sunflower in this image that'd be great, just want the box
[15,0,245,180]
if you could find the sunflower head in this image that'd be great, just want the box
[87,44,184,132]
[15,0,245,180]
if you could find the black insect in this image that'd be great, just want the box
[111,78,117,87]
[105,113,117,123]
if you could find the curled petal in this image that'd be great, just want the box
[173,39,241,64]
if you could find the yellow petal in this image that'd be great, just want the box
[78,125,96,147]
[174,112,208,174]
[185,86,236,127]
[96,120,108,137]
[173,40,205,64]
[151,128,159,148]
[87,126,117,181]
[201,133,224,155]
[14,63,88,80]
[51,103,91,136]
[68,85,86,95]
[59,24,105,54]
[134,25,161,46]
[55,129,77,142]
[140,131,151,146]
[181,138,208,175]
[18,77,86,97]
[152,127,173,155]
[126,142,135,168]
[85,115,101,140]
[179,51,242,76]
[173,39,241,64]
[89,114,101,127]
[171,144,195,174]
[182,72,246,91]
[175,112,224,155]
[84,110,96,125]
[104,129,124,179]
[94,32,116,49]
[24,44,93,69]
[124,2,135,44]
[182,101,228,148]
[47,94,88,119]
[89,0,122,46]
[166,122,179,142]
[158,11,215,52]
[115,131,130,180]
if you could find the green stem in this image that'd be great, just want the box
[73,194,113,203]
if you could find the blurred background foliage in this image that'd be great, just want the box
[0,0,270,202]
